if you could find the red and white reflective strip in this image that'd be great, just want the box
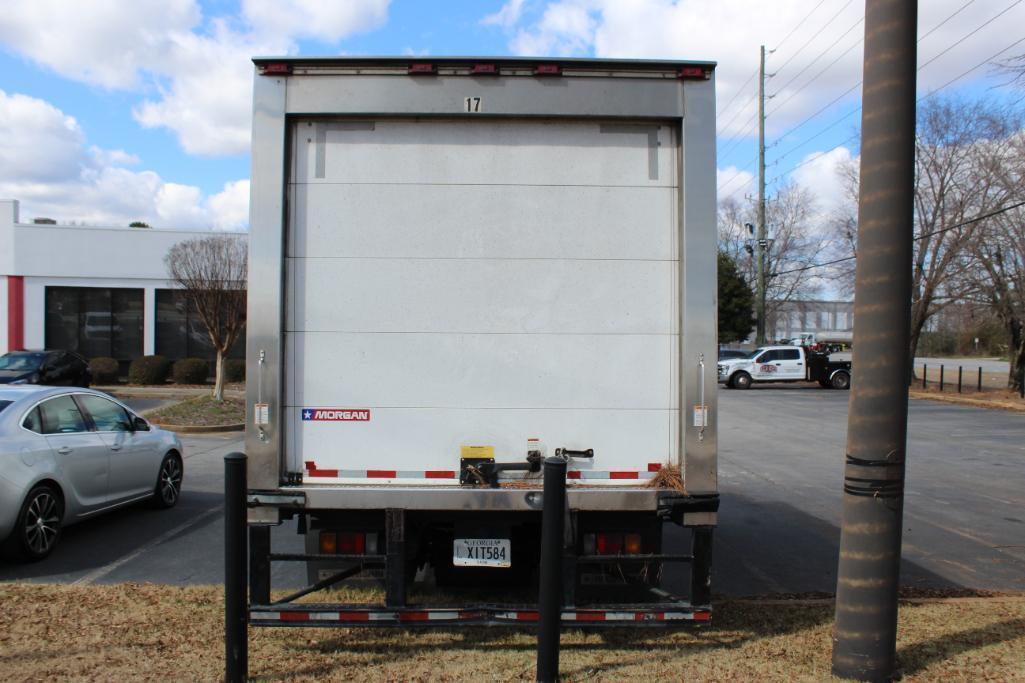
[305,461,665,481]
[251,607,710,624]
[305,461,456,479]
[251,609,483,623]
[492,609,710,623]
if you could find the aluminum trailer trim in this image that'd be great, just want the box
[245,57,718,499]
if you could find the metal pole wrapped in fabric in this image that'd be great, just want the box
[224,453,248,683]
[537,457,567,682]
[832,1,917,680]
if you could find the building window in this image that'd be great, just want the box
[45,287,143,361]
[155,289,245,361]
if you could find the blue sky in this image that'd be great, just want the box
[1,1,1022,229]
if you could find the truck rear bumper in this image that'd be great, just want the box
[249,486,718,520]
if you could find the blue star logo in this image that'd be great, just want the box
[302,409,313,420]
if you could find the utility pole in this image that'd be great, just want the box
[756,44,768,345]
[832,1,917,681]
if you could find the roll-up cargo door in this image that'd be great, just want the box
[286,118,679,484]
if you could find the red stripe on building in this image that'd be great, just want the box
[609,471,639,480]
[574,612,607,621]
[566,471,582,480]
[304,460,338,477]
[279,612,310,622]
[425,470,457,479]
[366,470,397,478]
[647,463,662,472]
[6,275,24,351]
[337,611,370,622]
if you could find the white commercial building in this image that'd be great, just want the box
[1,199,245,367]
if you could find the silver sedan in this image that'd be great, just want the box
[0,385,184,561]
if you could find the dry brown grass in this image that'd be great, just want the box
[1,583,1024,681]
[646,464,685,491]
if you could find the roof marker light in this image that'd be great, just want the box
[534,64,562,76]
[408,63,437,75]
[472,63,499,75]
[679,66,710,80]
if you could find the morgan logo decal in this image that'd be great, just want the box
[759,364,778,373]
[302,408,371,422]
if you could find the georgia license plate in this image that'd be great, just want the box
[453,538,511,568]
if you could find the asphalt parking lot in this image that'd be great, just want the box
[2,390,1023,596]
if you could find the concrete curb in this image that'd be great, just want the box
[149,421,245,434]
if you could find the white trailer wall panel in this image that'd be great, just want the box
[286,118,679,483]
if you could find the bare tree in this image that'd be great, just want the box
[718,182,825,326]
[969,121,1025,390]
[165,235,247,401]
[907,98,1018,370]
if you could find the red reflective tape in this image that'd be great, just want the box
[566,471,582,480]
[366,470,397,478]
[400,611,430,621]
[425,470,457,479]
[648,463,662,472]
[337,611,370,622]
[517,611,539,621]
[610,471,639,480]
[279,612,310,622]
[574,612,606,621]
[693,611,712,622]
[304,461,338,477]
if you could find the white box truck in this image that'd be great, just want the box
[244,56,719,627]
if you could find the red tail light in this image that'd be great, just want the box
[337,532,366,554]
[596,532,623,555]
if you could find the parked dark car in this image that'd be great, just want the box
[0,350,91,387]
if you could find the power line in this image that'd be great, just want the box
[917,0,1023,74]
[771,0,857,78]
[717,90,759,135]
[918,0,977,43]
[769,199,1025,277]
[718,65,761,120]
[770,27,1025,170]
[770,15,864,103]
[772,0,829,54]
[768,25,864,118]
[719,116,760,158]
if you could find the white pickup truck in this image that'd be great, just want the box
[718,345,852,389]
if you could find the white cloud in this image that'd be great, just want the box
[717,165,754,202]
[511,1,596,56]
[790,146,855,218]
[497,1,1025,139]
[0,0,392,156]
[482,0,528,27]
[0,90,247,230]
[242,0,389,42]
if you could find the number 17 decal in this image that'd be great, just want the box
[464,96,482,113]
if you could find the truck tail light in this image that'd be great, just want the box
[587,532,643,555]
[319,531,337,554]
[320,531,378,554]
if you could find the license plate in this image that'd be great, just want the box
[453,538,511,568]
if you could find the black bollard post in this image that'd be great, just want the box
[537,456,567,683]
[978,367,983,393]
[922,364,927,389]
[225,453,248,683]
[940,365,944,392]
[958,366,962,394]
[1020,365,1024,400]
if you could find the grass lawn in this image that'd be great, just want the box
[145,395,246,426]
[0,583,1022,681]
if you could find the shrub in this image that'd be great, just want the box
[172,358,209,385]
[223,358,246,383]
[128,355,170,385]
[89,357,120,384]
